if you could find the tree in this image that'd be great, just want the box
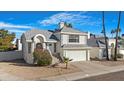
[0,29,15,51]
[102,11,109,60]
[64,22,73,28]
[111,29,115,38]
[111,29,121,38]
[67,23,73,28]
[63,57,72,69]
[63,57,69,69]
[114,11,121,61]
[118,28,121,37]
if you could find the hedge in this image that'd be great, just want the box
[33,49,52,66]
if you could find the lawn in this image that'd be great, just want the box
[0,60,80,80]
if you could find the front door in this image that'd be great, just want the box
[36,43,43,49]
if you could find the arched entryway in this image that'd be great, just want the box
[33,34,47,49]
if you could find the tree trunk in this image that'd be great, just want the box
[114,12,121,61]
[102,12,109,61]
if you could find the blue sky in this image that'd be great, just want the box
[0,11,124,39]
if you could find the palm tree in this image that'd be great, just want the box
[118,28,121,37]
[67,23,73,28]
[114,11,121,61]
[102,11,109,60]
[111,29,115,38]
[64,22,73,28]
[63,57,72,69]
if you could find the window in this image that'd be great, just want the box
[69,35,79,43]
[28,42,31,54]
[49,44,52,46]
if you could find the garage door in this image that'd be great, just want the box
[65,50,86,61]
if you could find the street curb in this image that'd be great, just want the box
[70,68,124,80]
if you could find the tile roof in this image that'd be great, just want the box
[23,29,58,42]
[87,38,106,47]
[55,27,87,34]
[88,38,111,48]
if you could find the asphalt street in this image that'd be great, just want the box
[76,70,124,81]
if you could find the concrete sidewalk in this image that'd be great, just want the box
[40,62,124,81]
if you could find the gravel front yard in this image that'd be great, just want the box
[0,60,80,80]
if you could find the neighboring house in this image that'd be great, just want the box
[108,38,124,58]
[16,39,22,50]
[108,38,116,48]
[88,37,111,59]
[118,37,124,58]
[21,22,91,64]
[121,34,124,39]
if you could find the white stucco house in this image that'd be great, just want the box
[107,38,124,59]
[108,38,116,48]
[16,39,22,50]
[21,22,91,64]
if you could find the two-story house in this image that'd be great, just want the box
[21,22,91,64]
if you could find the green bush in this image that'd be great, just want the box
[0,46,9,51]
[33,49,52,66]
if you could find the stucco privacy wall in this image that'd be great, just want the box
[0,51,23,61]
[119,49,124,59]
[90,47,99,58]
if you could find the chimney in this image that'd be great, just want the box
[59,22,65,29]
[88,32,90,39]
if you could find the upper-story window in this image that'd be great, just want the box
[69,35,79,43]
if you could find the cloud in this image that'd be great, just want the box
[0,22,34,38]
[0,22,33,29]
[9,29,26,33]
[39,12,101,26]
[8,29,27,39]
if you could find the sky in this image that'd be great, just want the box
[0,11,124,39]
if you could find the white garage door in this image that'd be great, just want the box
[65,50,86,61]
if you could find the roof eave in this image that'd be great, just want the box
[60,32,87,35]
[63,47,92,50]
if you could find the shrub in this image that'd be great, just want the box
[33,49,52,66]
[0,46,9,51]
[117,54,123,58]
[63,57,73,69]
